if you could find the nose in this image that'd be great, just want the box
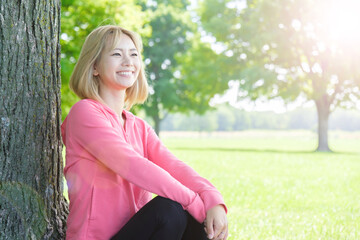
[122,54,133,66]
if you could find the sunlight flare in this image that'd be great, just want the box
[322,0,360,46]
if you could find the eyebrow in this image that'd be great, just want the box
[113,48,138,51]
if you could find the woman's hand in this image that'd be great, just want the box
[203,204,228,240]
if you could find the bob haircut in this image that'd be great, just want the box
[69,25,148,110]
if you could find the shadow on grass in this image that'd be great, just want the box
[170,147,359,155]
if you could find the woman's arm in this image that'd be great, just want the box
[66,101,206,222]
[146,125,227,215]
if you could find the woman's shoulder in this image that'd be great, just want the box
[68,99,108,116]
[71,99,100,110]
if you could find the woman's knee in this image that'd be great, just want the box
[151,196,187,230]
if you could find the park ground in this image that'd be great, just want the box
[64,130,360,239]
[161,130,360,240]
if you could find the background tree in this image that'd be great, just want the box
[137,0,230,135]
[200,0,360,151]
[0,0,67,239]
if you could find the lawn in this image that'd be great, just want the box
[161,130,360,240]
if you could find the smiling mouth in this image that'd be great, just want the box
[117,71,134,76]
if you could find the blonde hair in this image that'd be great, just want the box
[69,25,148,110]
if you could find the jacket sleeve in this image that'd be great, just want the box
[146,125,227,214]
[66,101,206,223]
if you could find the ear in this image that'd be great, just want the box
[93,64,99,76]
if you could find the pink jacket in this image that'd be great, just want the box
[61,99,226,240]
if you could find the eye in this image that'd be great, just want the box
[112,53,121,56]
[131,53,138,57]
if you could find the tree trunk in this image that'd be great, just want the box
[0,1,68,239]
[153,112,161,136]
[144,96,162,136]
[315,97,331,152]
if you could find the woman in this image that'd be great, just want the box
[61,25,228,240]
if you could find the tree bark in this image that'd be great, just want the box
[0,0,68,239]
[150,101,161,136]
[145,96,162,136]
[153,114,161,137]
[315,96,331,152]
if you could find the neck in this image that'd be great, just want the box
[99,87,126,117]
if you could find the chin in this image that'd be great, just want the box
[120,81,136,89]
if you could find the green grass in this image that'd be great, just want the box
[161,130,360,240]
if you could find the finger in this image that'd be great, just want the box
[216,231,225,240]
[224,228,229,240]
[214,221,228,240]
[205,217,214,239]
[212,222,223,239]
[203,222,208,235]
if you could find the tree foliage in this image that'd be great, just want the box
[199,0,360,151]
[137,0,230,134]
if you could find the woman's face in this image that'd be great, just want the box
[94,34,141,91]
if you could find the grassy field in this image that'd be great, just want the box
[161,130,360,240]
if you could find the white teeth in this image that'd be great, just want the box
[119,71,133,76]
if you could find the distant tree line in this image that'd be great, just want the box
[160,105,360,132]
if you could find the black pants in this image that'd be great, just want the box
[110,196,208,240]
